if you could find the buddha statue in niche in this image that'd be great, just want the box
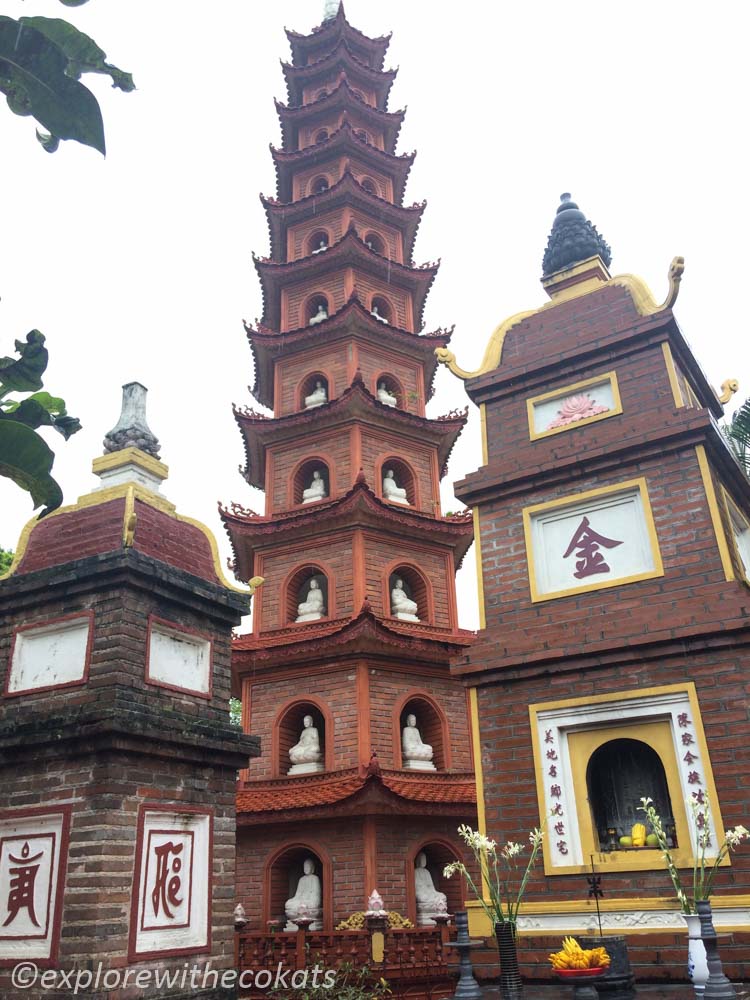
[288,714,324,774]
[371,303,388,324]
[302,469,327,503]
[391,578,419,621]
[377,381,397,407]
[285,857,323,930]
[414,852,448,926]
[383,469,409,504]
[296,579,325,622]
[304,380,327,408]
[402,714,436,771]
[309,303,328,326]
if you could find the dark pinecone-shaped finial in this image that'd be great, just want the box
[542,193,612,277]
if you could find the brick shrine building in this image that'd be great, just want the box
[222,4,479,930]
[443,194,750,981]
[0,386,260,998]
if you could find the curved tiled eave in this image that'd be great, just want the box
[282,40,397,109]
[235,767,476,821]
[231,600,474,669]
[275,80,404,154]
[233,373,467,487]
[262,171,425,263]
[271,121,415,203]
[254,227,439,331]
[221,477,473,580]
[245,298,453,409]
[286,8,391,73]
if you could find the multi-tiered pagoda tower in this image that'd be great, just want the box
[221,5,477,930]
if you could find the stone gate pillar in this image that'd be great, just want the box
[0,384,259,998]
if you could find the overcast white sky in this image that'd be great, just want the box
[2,1,749,631]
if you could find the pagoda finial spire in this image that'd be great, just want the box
[541,192,612,277]
[323,0,341,21]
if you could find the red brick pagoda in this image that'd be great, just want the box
[222,5,478,930]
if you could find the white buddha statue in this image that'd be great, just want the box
[414,852,448,926]
[302,470,327,504]
[377,381,397,407]
[391,578,419,622]
[402,714,436,771]
[285,857,323,931]
[383,469,408,505]
[296,579,325,622]
[288,714,324,774]
[371,303,388,324]
[304,380,327,409]
[311,238,328,254]
[309,303,328,326]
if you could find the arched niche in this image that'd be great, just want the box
[286,565,330,624]
[313,127,329,144]
[310,175,330,195]
[587,738,678,849]
[353,127,370,143]
[405,839,464,927]
[360,176,378,195]
[299,372,330,410]
[374,373,402,408]
[387,565,429,623]
[314,88,328,101]
[274,697,333,777]
[305,293,329,327]
[370,295,392,325]
[307,230,330,256]
[264,842,333,931]
[293,458,331,506]
[379,457,416,507]
[394,692,450,770]
[364,231,386,255]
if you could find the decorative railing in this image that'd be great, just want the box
[235,923,456,998]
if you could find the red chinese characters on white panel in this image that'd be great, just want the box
[0,808,70,964]
[130,807,212,960]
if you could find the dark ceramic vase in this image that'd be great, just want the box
[495,921,523,999]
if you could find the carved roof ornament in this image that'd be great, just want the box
[323,0,341,21]
[542,192,612,277]
[103,382,161,459]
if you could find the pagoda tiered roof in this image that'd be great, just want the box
[261,171,426,263]
[270,122,415,204]
[232,600,474,668]
[221,474,474,580]
[254,226,439,331]
[281,39,397,109]
[275,79,405,154]
[233,373,467,488]
[285,5,391,72]
[244,298,453,409]
[236,766,476,822]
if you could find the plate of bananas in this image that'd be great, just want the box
[549,936,610,976]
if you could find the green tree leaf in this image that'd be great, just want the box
[0,331,48,394]
[0,419,63,516]
[21,17,134,92]
[0,16,105,154]
[0,547,13,574]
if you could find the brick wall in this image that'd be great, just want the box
[235,815,473,929]
[469,445,747,668]
[369,669,472,770]
[244,665,359,779]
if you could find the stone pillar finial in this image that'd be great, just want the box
[93,382,168,493]
[103,382,161,459]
